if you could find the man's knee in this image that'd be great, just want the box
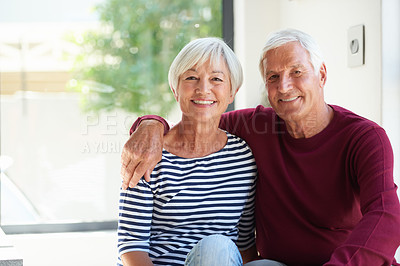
[244,259,287,266]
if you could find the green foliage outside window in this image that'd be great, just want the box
[67,0,222,116]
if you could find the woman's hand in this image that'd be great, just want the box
[121,251,154,266]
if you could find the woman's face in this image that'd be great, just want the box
[174,58,234,123]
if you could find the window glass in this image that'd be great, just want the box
[0,0,222,230]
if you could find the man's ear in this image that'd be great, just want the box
[319,63,327,88]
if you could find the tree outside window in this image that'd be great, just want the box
[67,0,222,116]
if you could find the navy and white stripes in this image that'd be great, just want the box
[117,132,257,265]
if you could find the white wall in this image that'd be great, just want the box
[234,0,382,124]
[382,0,400,190]
[382,1,400,258]
[233,0,279,109]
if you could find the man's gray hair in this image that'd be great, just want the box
[259,28,324,80]
[168,37,243,94]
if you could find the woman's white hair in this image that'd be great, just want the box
[259,28,324,80]
[168,37,243,94]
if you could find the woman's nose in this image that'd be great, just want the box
[197,79,211,93]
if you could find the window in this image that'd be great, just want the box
[1,0,229,234]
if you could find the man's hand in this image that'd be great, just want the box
[120,119,164,189]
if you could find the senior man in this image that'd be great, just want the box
[120,29,400,265]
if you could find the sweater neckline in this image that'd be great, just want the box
[162,131,232,160]
[279,105,338,146]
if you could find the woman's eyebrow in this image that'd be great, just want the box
[212,70,225,74]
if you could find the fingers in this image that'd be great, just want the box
[120,119,165,189]
[120,154,143,190]
[120,149,162,189]
[131,155,160,185]
[120,159,133,190]
[120,160,156,189]
[120,138,140,189]
[120,149,131,188]
[144,169,152,182]
[143,158,158,182]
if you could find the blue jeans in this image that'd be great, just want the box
[184,235,287,266]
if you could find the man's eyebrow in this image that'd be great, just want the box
[266,64,305,76]
[291,64,304,69]
[265,70,275,76]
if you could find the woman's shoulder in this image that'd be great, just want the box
[224,131,254,154]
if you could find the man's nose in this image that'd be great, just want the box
[277,75,292,93]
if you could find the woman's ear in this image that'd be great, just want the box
[229,87,239,104]
[171,87,179,102]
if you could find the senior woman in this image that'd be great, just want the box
[117,37,258,266]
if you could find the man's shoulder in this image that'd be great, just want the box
[251,104,275,115]
[331,104,381,127]
[219,105,277,139]
[228,105,275,119]
[330,105,385,138]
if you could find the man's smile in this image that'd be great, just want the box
[280,96,299,102]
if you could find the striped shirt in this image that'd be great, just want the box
[117,132,257,266]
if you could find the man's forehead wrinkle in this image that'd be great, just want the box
[266,63,304,76]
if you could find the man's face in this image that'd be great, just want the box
[263,42,326,123]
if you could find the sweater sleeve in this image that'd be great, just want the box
[117,180,154,257]
[324,127,400,266]
[129,115,170,135]
[236,172,257,251]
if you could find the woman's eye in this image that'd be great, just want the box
[212,77,223,82]
[185,76,197,80]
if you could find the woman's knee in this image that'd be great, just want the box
[185,235,242,266]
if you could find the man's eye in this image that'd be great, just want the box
[293,70,302,76]
[267,75,278,82]
[185,76,197,80]
[212,77,223,82]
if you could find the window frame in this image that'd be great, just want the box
[1,0,234,235]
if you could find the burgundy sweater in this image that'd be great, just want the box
[131,105,400,265]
